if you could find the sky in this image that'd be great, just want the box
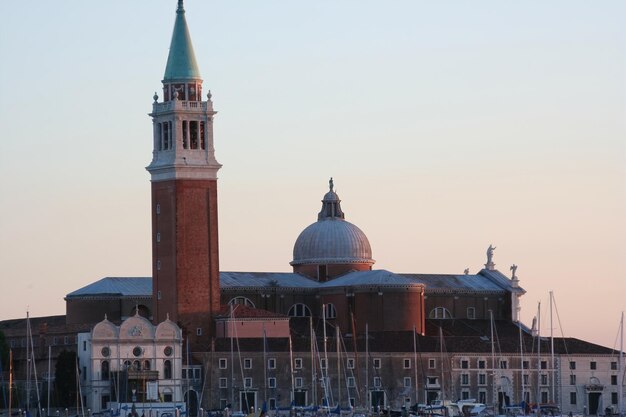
[0,1,624,350]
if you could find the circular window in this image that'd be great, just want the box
[101,347,110,357]
[132,346,142,357]
[164,346,173,357]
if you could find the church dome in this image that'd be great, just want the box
[291,179,374,267]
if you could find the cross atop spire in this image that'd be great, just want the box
[177,0,184,12]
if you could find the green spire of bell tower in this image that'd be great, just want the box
[163,0,201,81]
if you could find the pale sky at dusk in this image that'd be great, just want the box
[0,1,624,349]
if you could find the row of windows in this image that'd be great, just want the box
[218,356,398,370]
[10,336,74,348]
[569,360,618,371]
[99,359,172,380]
[217,376,414,390]
[155,121,207,151]
[570,392,620,405]
[429,307,478,320]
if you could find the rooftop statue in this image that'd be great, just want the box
[510,264,518,279]
[486,244,496,264]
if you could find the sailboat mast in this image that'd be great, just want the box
[490,311,496,411]
[230,304,235,410]
[365,323,369,411]
[322,304,332,407]
[519,317,525,408]
[289,335,295,408]
[336,325,341,408]
[263,324,267,406]
[310,316,317,406]
[48,345,51,412]
[440,327,445,403]
[9,349,13,417]
[619,312,624,416]
[26,311,30,412]
[549,292,555,403]
[413,325,418,405]
[536,302,541,405]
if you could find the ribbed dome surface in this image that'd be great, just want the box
[291,219,374,266]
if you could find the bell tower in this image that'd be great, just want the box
[147,0,221,351]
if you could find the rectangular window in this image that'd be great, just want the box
[295,377,303,388]
[612,392,618,405]
[541,391,548,404]
[349,398,356,408]
[244,358,252,369]
[347,358,355,369]
[461,374,469,385]
[321,358,327,369]
[373,358,381,369]
[347,377,355,388]
[478,360,486,369]
[373,377,381,388]
[427,377,438,385]
[467,307,476,319]
[479,374,486,385]
[182,120,188,149]
[429,359,436,369]
[219,358,227,369]
[541,374,548,385]
[219,378,227,388]
[461,360,469,369]
[295,358,303,369]
[404,377,411,387]
[611,375,617,385]
[462,391,470,400]
[244,377,252,388]
[182,369,187,379]
[220,399,228,410]
[569,361,576,370]
[157,291,162,300]
[570,375,576,385]
[83,366,86,381]
[611,362,618,370]
[83,341,87,351]
[523,374,529,385]
[156,232,160,243]
[590,361,597,370]
[570,392,576,405]
[404,359,411,369]
[479,392,486,404]
[522,360,529,369]
[269,399,277,410]
[64,336,69,345]
[500,360,508,369]
[196,328,202,336]
[541,360,547,370]
[268,358,276,369]
[268,377,276,388]
[194,369,200,379]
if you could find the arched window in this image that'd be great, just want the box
[429,307,453,319]
[164,360,172,379]
[324,304,337,319]
[143,360,151,370]
[288,303,311,317]
[133,360,141,371]
[123,360,131,370]
[101,360,110,381]
[228,297,255,308]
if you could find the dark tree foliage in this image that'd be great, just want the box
[54,350,77,407]
[0,330,8,370]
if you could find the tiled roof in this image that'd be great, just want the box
[64,269,522,298]
[65,277,152,298]
[220,271,318,289]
